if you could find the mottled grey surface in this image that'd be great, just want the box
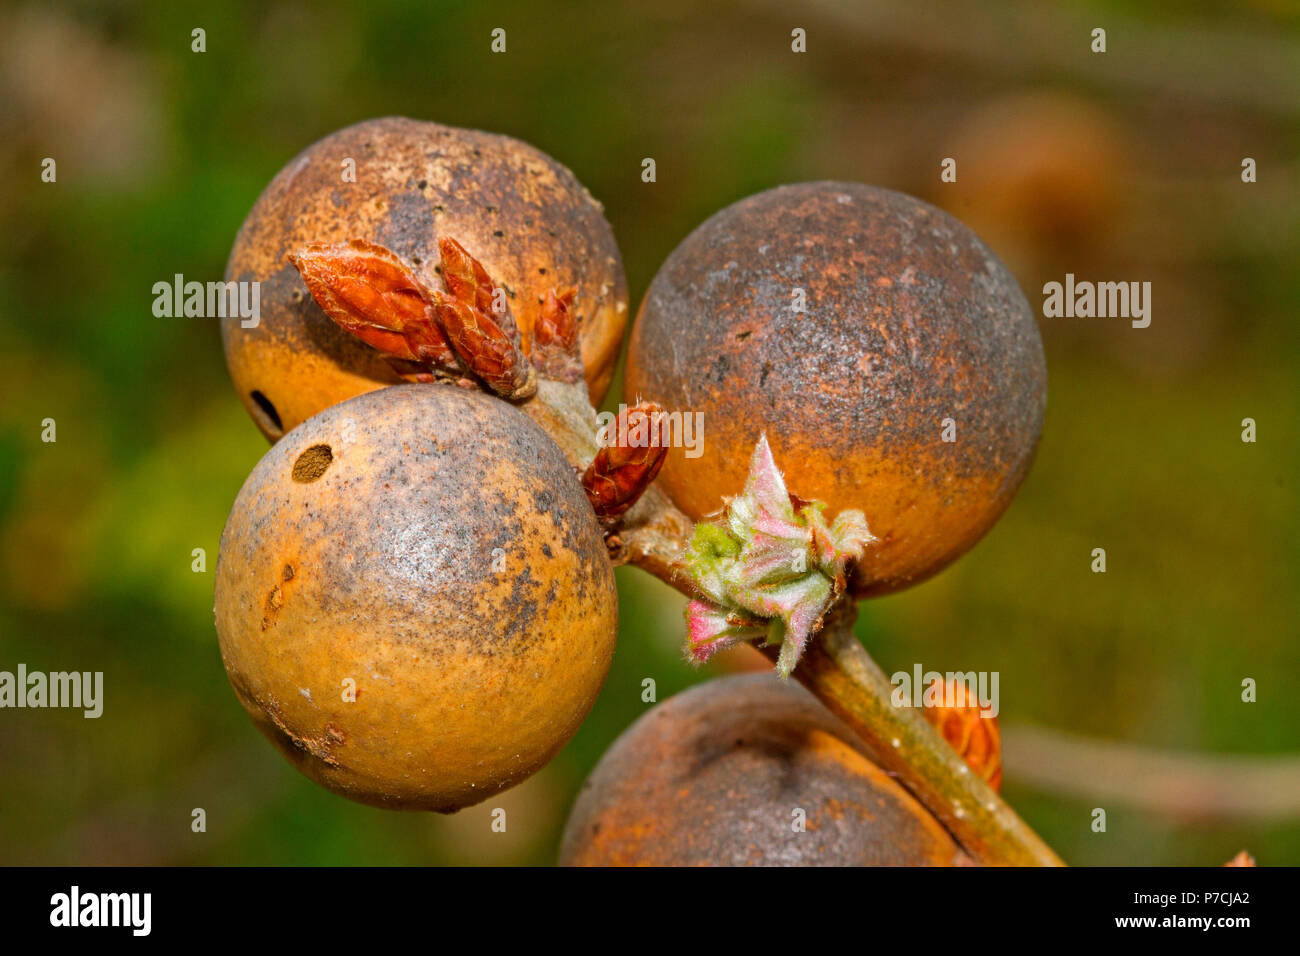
[627,182,1047,594]
[214,384,618,810]
[561,674,967,866]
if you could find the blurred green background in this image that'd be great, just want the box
[1,0,1297,865]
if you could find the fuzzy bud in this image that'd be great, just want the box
[681,434,873,677]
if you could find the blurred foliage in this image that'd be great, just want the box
[0,0,1296,865]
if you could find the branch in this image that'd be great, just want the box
[769,602,1062,866]
[615,490,1063,866]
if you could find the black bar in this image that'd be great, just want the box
[0,865,1277,942]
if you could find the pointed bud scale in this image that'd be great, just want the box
[685,600,771,664]
[437,236,522,347]
[435,295,536,400]
[532,286,583,382]
[292,237,537,400]
[582,402,668,526]
[437,236,496,313]
[430,237,535,398]
[535,286,579,351]
[288,239,457,370]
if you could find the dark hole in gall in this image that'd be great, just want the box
[292,444,334,483]
[250,391,283,432]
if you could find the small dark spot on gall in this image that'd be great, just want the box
[250,391,283,432]
[292,444,334,483]
[282,564,295,582]
[735,330,753,341]
[418,179,427,189]
[493,230,504,237]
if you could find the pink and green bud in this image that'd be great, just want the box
[681,435,874,677]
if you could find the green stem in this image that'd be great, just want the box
[760,600,1064,866]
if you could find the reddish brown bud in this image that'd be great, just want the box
[922,677,1003,791]
[532,286,582,382]
[437,236,495,311]
[437,236,521,345]
[291,236,535,401]
[429,236,534,399]
[288,239,457,371]
[1224,851,1256,867]
[435,295,536,400]
[535,287,578,351]
[582,402,669,526]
